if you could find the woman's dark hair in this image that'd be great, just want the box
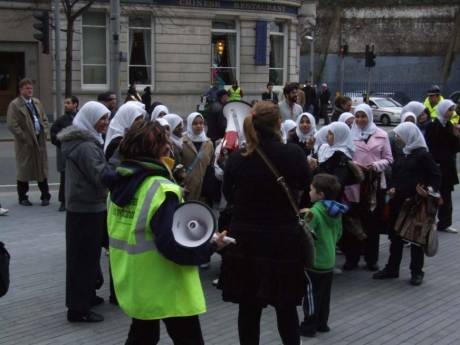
[335,95,351,108]
[312,174,341,200]
[119,119,169,160]
[243,101,281,156]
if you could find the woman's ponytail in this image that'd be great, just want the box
[243,113,259,156]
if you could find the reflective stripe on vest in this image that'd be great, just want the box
[108,179,173,254]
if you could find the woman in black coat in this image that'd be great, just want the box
[220,101,311,345]
[374,122,441,285]
[425,99,460,233]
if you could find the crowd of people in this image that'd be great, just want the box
[3,77,460,345]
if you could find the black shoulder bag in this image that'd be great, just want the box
[0,241,10,297]
[255,147,316,269]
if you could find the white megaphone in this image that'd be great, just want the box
[171,201,236,248]
[222,100,251,152]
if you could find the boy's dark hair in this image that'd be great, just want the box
[283,82,298,96]
[312,173,341,200]
[97,91,115,102]
[266,82,273,87]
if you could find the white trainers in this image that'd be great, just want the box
[0,208,8,216]
[444,227,458,234]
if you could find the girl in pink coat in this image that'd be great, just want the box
[342,103,393,271]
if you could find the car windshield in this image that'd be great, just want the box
[374,98,400,107]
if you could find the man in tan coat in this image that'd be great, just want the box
[7,78,50,206]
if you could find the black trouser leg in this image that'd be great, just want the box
[125,318,160,345]
[275,306,300,345]
[409,244,424,275]
[17,180,29,201]
[163,315,205,345]
[37,179,51,201]
[303,271,333,332]
[386,235,403,274]
[437,186,453,230]
[363,210,380,265]
[66,211,105,313]
[59,172,65,203]
[238,303,263,345]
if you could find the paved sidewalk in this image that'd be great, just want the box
[1,188,460,345]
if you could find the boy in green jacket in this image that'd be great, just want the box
[300,173,348,337]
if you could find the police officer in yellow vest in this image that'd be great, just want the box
[228,81,243,101]
[104,120,228,345]
[423,85,459,125]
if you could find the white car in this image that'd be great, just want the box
[351,97,402,126]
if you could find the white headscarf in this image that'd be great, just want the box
[436,99,456,126]
[393,122,427,155]
[163,113,184,149]
[401,101,426,118]
[318,122,354,163]
[104,101,146,151]
[73,101,110,145]
[314,125,329,154]
[155,117,169,128]
[351,103,378,141]
[186,112,208,142]
[151,105,169,121]
[281,119,296,144]
[338,112,354,125]
[295,112,316,143]
[401,111,417,123]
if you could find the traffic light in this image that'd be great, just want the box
[365,44,376,68]
[33,11,50,54]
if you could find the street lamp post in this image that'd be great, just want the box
[305,35,314,83]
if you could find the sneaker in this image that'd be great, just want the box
[0,208,8,216]
[67,310,104,323]
[212,278,219,286]
[439,227,458,234]
[410,273,424,286]
[332,267,343,275]
[372,268,399,280]
[299,322,316,338]
[19,200,32,206]
[199,262,210,269]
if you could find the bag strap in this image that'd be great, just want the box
[255,147,300,217]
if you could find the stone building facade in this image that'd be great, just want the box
[0,0,317,118]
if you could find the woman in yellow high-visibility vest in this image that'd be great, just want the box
[104,120,228,344]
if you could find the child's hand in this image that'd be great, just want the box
[300,208,313,222]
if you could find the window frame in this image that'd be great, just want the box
[268,22,288,87]
[127,15,154,90]
[80,12,109,90]
[210,19,240,87]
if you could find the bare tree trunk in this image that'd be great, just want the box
[65,18,74,97]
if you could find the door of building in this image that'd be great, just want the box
[0,52,25,117]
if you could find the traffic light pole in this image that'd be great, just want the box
[366,67,372,104]
[110,0,121,105]
[54,0,63,119]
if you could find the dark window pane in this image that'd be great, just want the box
[212,68,236,86]
[269,69,283,86]
[83,12,106,26]
[129,15,150,28]
[83,66,106,84]
[129,29,151,66]
[269,35,283,68]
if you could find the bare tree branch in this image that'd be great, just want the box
[71,0,97,21]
